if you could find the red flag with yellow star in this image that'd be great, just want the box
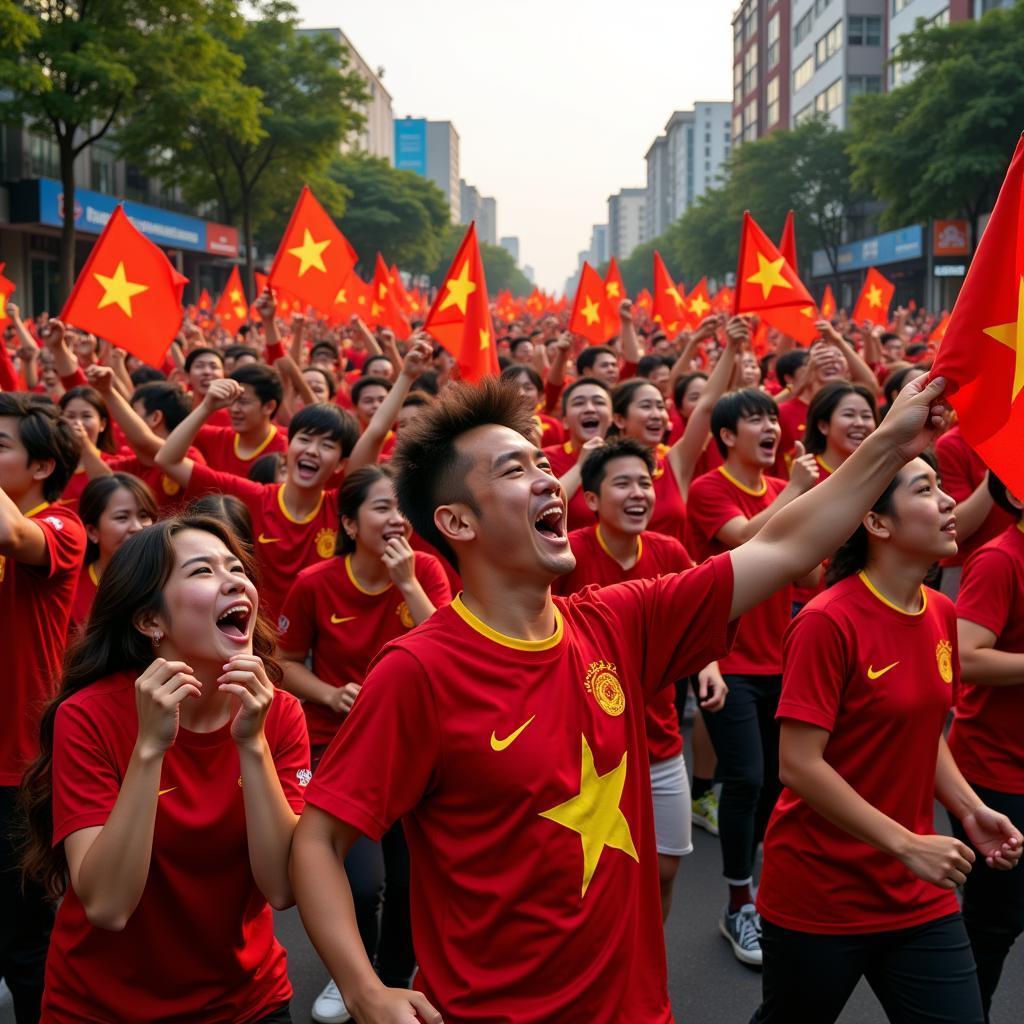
[214,266,249,333]
[821,285,837,320]
[604,258,628,310]
[0,264,15,323]
[423,223,497,383]
[327,269,372,325]
[683,277,713,328]
[635,288,653,314]
[370,254,411,339]
[852,267,894,326]
[570,262,617,345]
[779,210,798,272]
[198,288,212,312]
[61,205,187,366]
[761,214,819,344]
[735,211,815,316]
[931,135,1024,498]
[929,313,950,344]
[652,252,687,335]
[390,264,413,314]
[268,186,357,314]
[711,286,733,313]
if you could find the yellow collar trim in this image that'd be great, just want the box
[451,594,564,651]
[276,485,323,525]
[345,554,392,596]
[1017,521,1024,535]
[816,454,836,474]
[596,524,642,564]
[234,425,278,462]
[718,464,767,497]
[24,501,50,519]
[88,562,101,587]
[858,571,927,617]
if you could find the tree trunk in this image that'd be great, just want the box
[241,191,255,300]
[58,136,78,308]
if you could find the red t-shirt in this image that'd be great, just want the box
[69,562,98,633]
[106,447,207,513]
[0,503,86,785]
[278,552,453,748]
[305,556,737,1024]
[543,441,594,534]
[648,444,688,544]
[555,526,693,763]
[533,411,564,448]
[185,463,339,625]
[45,673,309,1023]
[686,466,790,674]
[194,423,288,478]
[935,426,1015,568]
[949,524,1024,792]
[757,574,960,934]
[773,396,808,477]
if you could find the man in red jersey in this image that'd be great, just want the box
[291,372,950,1024]
[0,393,84,1023]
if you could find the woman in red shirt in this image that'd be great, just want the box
[751,456,1022,1023]
[803,381,879,483]
[20,516,309,1024]
[58,386,119,508]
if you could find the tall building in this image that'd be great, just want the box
[479,196,497,246]
[588,224,609,267]
[644,135,671,241]
[607,188,646,261]
[297,29,393,162]
[394,117,460,222]
[459,179,481,223]
[499,236,520,262]
[790,0,886,128]
[731,0,792,144]
[459,181,497,244]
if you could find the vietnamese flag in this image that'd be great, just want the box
[214,266,248,333]
[931,135,1024,498]
[684,276,713,328]
[570,262,618,345]
[61,206,187,366]
[779,210,798,272]
[734,211,815,317]
[760,213,819,345]
[268,186,357,314]
[604,257,628,311]
[711,286,733,313]
[370,253,411,339]
[526,288,545,316]
[198,288,212,312]
[328,269,372,325]
[929,313,950,344]
[652,252,687,334]
[424,223,497,383]
[390,264,413,314]
[821,285,837,320]
[635,288,653,313]
[852,267,895,326]
[0,263,15,323]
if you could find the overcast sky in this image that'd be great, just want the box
[296,0,734,292]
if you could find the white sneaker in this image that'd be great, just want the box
[719,903,763,967]
[312,979,352,1023]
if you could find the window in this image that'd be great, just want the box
[814,0,833,14]
[794,102,816,125]
[29,132,61,179]
[743,0,758,41]
[743,98,758,141]
[794,9,814,45]
[766,77,780,126]
[733,59,743,104]
[816,20,843,66]
[815,77,843,114]
[743,45,759,95]
[766,13,780,68]
[848,75,882,98]
[734,16,744,55]
[893,0,913,12]
[90,141,117,194]
[705,146,710,157]
[124,163,147,202]
[794,55,815,91]
[930,7,950,25]
[733,112,743,141]
[848,15,881,45]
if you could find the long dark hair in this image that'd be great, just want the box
[804,382,878,456]
[335,464,394,556]
[20,515,280,898]
[79,473,159,565]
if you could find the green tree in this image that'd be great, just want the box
[848,1,1024,251]
[431,223,532,297]
[325,152,450,275]
[0,0,248,302]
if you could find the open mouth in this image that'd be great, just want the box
[624,503,649,522]
[846,430,868,443]
[382,528,405,541]
[216,602,252,640]
[534,502,567,543]
[758,436,777,456]
[941,516,957,537]
[578,414,602,435]
[295,457,319,480]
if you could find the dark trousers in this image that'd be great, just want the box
[949,784,1024,1023]
[254,1005,293,1023]
[700,674,782,882]
[0,786,54,1024]
[750,913,984,1024]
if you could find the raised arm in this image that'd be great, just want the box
[86,365,163,463]
[618,300,641,367]
[818,320,878,392]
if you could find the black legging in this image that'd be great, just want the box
[949,783,1024,1023]
[750,912,984,1023]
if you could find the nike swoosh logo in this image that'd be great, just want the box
[257,533,282,544]
[331,614,356,624]
[158,787,177,796]
[490,715,536,752]
[867,661,899,680]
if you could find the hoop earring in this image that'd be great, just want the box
[151,631,163,647]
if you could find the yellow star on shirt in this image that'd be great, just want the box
[866,284,884,308]
[287,229,330,277]
[94,262,149,317]
[580,296,602,326]
[745,252,792,300]
[438,259,477,316]
[688,293,710,318]
[539,735,639,898]
[983,275,1024,401]
[605,280,621,300]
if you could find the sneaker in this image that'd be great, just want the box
[691,789,720,836]
[720,903,763,966]
[312,979,352,1024]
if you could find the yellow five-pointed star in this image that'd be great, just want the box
[580,296,602,326]
[866,284,883,308]
[287,229,331,277]
[229,288,243,302]
[370,301,383,318]
[689,293,710,318]
[606,281,621,300]
[334,288,347,305]
[539,735,639,898]
[746,252,792,300]
[983,275,1024,402]
[479,327,490,350]
[94,262,149,317]
[233,304,246,318]
[665,286,685,309]
[438,259,477,316]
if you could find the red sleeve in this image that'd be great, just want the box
[0,341,20,391]
[303,647,442,839]
[416,553,453,609]
[186,461,264,501]
[543,378,564,416]
[686,475,744,552]
[935,434,978,503]
[34,509,87,579]
[776,609,850,732]
[277,572,315,654]
[620,359,638,382]
[956,546,1014,637]
[265,341,286,364]
[266,690,311,813]
[193,424,228,461]
[60,366,88,391]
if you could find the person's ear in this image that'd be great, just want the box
[584,490,600,513]
[863,510,891,541]
[434,503,477,549]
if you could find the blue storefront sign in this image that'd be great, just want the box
[394,118,427,177]
[811,224,923,278]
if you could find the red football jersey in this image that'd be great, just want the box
[278,552,453,748]
[195,423,287,478]
[648,444,688,544]
[46,673,309,1022]
[69,561,99,633]
[305,556,737,1023]
[935,426,1015,568]
[186,463,339,625]
[757,573,960,934]
[533,411,564,447]
[555,526,693,763]
[949,524,1024,792]
[0,502,86,785]
[542,441,594,533]
[106,446,207,513]
[686,467,790,674]
[773,396,808,477]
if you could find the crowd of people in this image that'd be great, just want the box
[0,286,1022,1024]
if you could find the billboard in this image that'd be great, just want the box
[394,118,427,177]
